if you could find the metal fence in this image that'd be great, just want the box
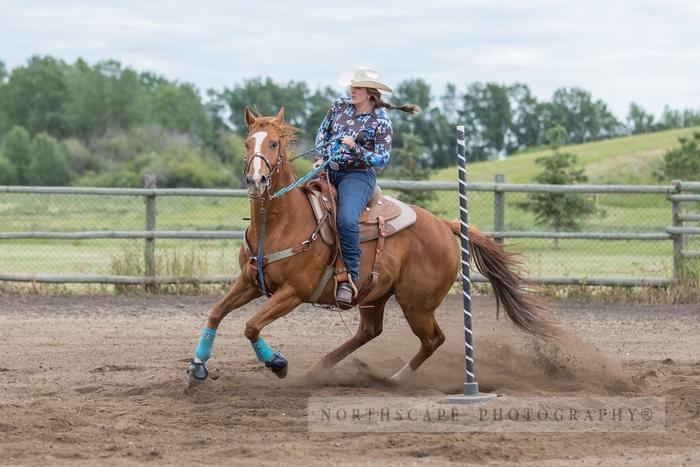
[1,177,699,287]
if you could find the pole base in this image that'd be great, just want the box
[441,392,497,405]
[440,382,497,405]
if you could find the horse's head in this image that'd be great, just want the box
[243,107,296,198]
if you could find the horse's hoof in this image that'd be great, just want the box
[186,359,208,387]
[265,352,288,379]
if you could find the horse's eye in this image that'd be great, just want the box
[271,141,278,148]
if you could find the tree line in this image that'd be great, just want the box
[0,55,698,187]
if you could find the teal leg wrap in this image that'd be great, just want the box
[251,337,275,363]
[194,327,217,362]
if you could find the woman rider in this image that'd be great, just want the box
[314,66,420,303]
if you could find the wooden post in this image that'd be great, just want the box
[671,180,684,282]
[144,175,157,291]
[494,174,505,244]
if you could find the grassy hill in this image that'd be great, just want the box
[432,126,700,184]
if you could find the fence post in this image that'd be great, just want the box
[671,180,684,282]
[494,174,505,244]
[144,175,157,291]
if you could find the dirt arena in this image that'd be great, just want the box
[0,293,698,466]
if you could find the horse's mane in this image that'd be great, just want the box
[250,116,298,152]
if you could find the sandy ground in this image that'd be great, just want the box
[0,293,698,466]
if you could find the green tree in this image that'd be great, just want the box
[63,59,148,140]
[0,154,16,184]
[659,106,683,129]
[682,109,700,127]
[3,56,70,137]
[627,103,656,134]
[149,80,213,143]
[658,106,700,130]
[440,83,459,123]
[657,132,700,181]
[216,77,310,134]
[63,59,111,140]
[98,61,148,131]
[1,126,32,184]
[213,131,246,186]
[426,107,456,169]
[393,134,436,207]
[0,61,9,135]
[63,137,99,175]
[304,86,336,141]
[27,133,72,185]
[390,79,438,163]
[517,126,597,246]
[460,82,514,160]
[427,83,461,169]
[391,79,432,139]
[508,83,543,149]
[543,87,622,143]
[138,148,234,188]
[392,78,463,171]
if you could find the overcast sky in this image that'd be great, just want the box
[1,0,698,119]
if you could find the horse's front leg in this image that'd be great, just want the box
[187,276,260,386]
[244,284,302,378]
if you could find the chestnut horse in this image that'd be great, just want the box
[187,108,549,385]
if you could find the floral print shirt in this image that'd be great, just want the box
[314,96,393,169]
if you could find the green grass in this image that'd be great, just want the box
[431,126,700,184]
[0,195,251,232]
[0,239,242,276]
[507,238,672,278]
[0,195,248,277]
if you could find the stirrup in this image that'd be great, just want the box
[336,283,354,304]
[336,278,358,304]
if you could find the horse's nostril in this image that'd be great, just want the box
[260,175,268,185]
[245,175,254,186]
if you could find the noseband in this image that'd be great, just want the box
[244,149,285,200]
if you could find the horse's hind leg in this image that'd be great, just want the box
[187,276,260,386]
[390,305,445,381]
[309,294,390,372]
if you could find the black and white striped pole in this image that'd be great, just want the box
[444,125,496,404]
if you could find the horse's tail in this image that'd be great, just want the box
[447,221,553,338]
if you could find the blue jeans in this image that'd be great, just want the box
[328,168,376,283]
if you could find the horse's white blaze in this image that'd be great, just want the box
[251,131,268,181]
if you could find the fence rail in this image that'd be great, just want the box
[1,178,699,288]
[378,180,685,194]
[0,231,245,240]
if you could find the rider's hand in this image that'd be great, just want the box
[340,135,356,150]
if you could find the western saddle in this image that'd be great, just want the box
[302,177,416,306]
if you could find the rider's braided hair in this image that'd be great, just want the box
[366,88,421,115]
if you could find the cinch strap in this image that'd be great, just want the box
[194,327,217,362]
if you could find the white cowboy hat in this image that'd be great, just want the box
[337,66,393,93]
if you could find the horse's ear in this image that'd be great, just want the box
[244,107,256,128]
[275,107,285,124]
